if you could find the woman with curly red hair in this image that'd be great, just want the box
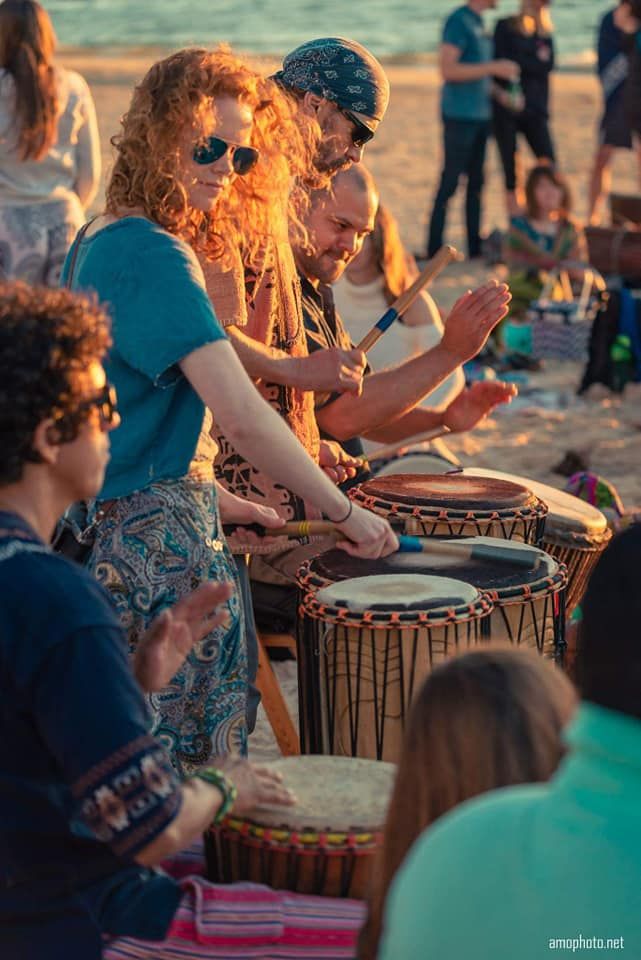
[63,46,396,775]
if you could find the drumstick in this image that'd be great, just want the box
[356,244,458,353]
[368,426,453,463]
[228,521,540,569]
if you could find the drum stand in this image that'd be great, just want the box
[256,632,300,756]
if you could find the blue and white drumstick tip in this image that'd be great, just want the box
[375,306,398,333]
[398,535,540,570]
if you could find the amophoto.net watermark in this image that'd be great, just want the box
[549,935,625,952]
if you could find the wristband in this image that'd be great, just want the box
[328,497,353,524]
[193,767,238,824]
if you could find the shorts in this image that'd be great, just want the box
[599,97,633,149]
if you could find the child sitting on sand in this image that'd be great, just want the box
[504,164,588,320]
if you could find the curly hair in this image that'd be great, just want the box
[0,282,111,484]
[106,46,320,268]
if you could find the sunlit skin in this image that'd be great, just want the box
[296,178,378,285]
[180,96,253,213]
[313,99,379,173]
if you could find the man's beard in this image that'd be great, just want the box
[315,134,352,174]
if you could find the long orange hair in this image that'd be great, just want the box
[358,648,577,960]
[0,0,58,161]
[107,46,318,268]
[370,202,419,305]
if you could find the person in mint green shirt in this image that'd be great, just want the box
[380,523,641,959]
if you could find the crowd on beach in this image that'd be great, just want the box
[0,0,641,957]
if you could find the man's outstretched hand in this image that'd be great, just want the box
[443,380,517,434]
[135,581,234,693]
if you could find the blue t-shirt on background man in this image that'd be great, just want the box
[441,4,492,121]
[61,218,227,500]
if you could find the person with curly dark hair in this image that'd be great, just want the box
[0,281,367,960]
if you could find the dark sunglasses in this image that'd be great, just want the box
[192,136,260,176]
[77,383,118,430]
[339,107,375,148]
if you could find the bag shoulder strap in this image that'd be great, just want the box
[64,216,98,289]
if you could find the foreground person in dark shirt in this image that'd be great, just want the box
[0,283,363,959]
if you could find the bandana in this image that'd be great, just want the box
[273,36,390,131]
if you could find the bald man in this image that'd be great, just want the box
[295,164,516,478]
[248,166,516,620]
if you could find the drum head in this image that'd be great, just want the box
[462,468,607,535]
[245,756,395,832]
[315,573,480,611]
[308,540,557,594]
[373,452,455,478]
[358,473,534,510]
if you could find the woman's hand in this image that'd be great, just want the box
[440,281,511,365]
[319,439,363,484]
[135,582,234,692]
[443,381,517,434]
[334,501,399,559]
[218,757,297,815]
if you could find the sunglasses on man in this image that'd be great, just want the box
[192,136,260,176]
[338,107,375,148]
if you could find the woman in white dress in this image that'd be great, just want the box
[0,0,100,285]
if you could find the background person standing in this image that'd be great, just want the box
[0,0,100,285]
[427,0,519,259]
[492,0,556,218]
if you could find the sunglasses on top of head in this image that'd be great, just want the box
[192,136,260,176]
[338,107,374,148]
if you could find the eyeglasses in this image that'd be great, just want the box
[76,383,118,430]
[339,107,375,148]
[192,136,260,176]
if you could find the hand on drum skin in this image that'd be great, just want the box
[217,757,297,815]
[319,439,363,484]
[305,346,366,395]
[335,502,399,559]
[440,280,511,364]
[443,380,517,434]
[134,582,234,692]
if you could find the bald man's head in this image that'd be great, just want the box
[296,164,379,284]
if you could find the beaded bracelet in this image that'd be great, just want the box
[194,767,238,824]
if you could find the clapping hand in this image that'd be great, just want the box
[443,380,517,434]
[440,281,511,365]
[134,581,234,693]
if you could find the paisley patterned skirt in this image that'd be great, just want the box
[88,478,247,774]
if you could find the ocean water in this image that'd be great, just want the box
[47,0,613,66]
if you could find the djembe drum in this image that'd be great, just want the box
[349,473,547,544]
[369,450,456,478]
[297,573,492,761]
[461,468,611,615]
[298,540,568,665]
[205,755,395,899]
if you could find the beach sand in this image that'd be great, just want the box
[59,50,641,758]
[64,49,641,507]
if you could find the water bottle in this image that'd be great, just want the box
[507,79,524,112]
[610,334,634,393]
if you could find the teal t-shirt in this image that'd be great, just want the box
[441,4,492,121]
[380,703,641,959]
[61,218,226,498]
